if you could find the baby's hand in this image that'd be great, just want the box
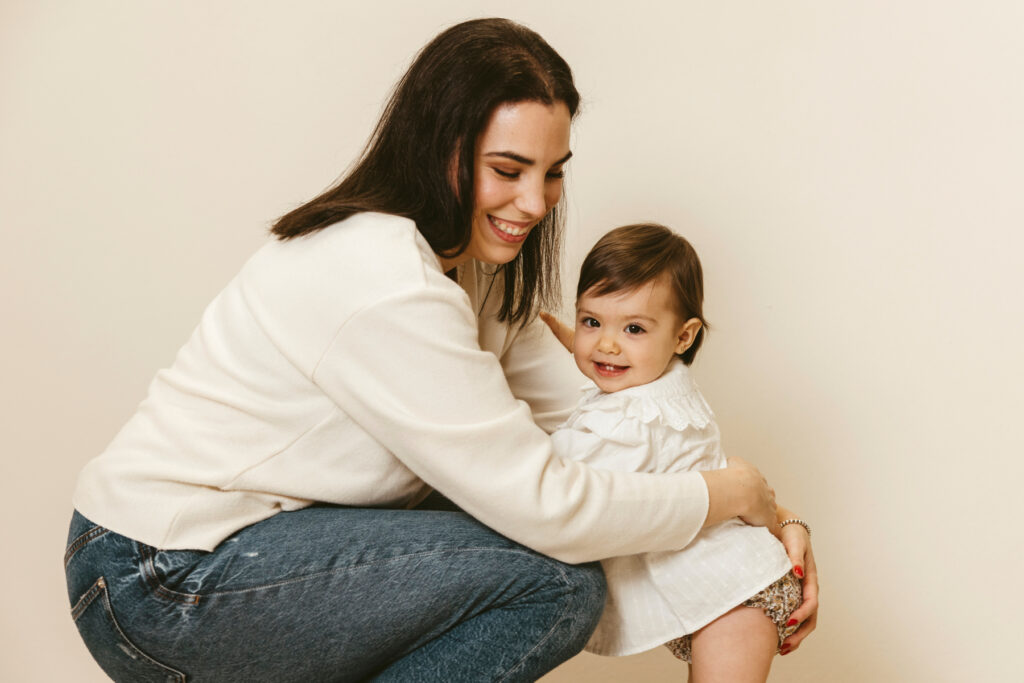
[539,312,574,353]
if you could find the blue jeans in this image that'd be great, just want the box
[64,504,606,682]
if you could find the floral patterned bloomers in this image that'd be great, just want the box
[665,570,803,663]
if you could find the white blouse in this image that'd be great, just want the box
[552,360,792,656]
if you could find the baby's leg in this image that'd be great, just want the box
[688,605,778,683]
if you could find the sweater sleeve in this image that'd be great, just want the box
[311,285,709,564]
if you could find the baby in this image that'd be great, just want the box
[547,223,801,681]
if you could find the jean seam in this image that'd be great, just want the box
[64,526,110,569]
[140,545,556,601]
[494,566,576,683]
[99,576,188,682]
[71,576,106,621]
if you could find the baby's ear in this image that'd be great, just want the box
[675,318,703,354]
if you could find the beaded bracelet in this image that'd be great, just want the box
[778,518,811,537]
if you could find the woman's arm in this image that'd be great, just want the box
[315,282,713,564]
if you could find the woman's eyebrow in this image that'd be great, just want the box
[483,150,574,166]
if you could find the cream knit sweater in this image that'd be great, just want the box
[74,213,709,562]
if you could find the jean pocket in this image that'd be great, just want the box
[71,576,187,683]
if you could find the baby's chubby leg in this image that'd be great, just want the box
[688,605,778,683]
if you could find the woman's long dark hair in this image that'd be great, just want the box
[272,18,580,326]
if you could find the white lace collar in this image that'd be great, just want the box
[572,359,714,431]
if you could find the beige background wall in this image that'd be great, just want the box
[3,1,1021,681]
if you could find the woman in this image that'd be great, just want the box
[65,18,817,681]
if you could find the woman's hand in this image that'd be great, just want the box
[700,456,776,529]
[539,311,574,352]
[776,507,819,655]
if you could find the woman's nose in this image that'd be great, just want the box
[514,176,547,218]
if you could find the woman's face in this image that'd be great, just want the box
[442,101,572,270]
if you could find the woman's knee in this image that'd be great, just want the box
[556,560,608,646]
[494,559,606,679]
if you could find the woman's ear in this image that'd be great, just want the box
[675,318,703,355]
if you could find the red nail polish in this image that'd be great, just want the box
[794,566,804,578]
[786,618,799,627]
[780,648,791,655]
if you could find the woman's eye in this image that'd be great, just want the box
[625,324,645,334]
[494,168,520,179]
[546,169,565,179]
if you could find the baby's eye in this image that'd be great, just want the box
[494,168,520,179]
[625,324,645,334]
[581,317,600,328]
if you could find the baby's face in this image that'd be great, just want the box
[573,278,699,393]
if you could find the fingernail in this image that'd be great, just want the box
[794,566,804,578]
[780,648,791,656]
[787,618,799,627]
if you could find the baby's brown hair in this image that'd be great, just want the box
[576,223,707,364]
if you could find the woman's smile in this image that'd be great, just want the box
[488,214,532,242]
